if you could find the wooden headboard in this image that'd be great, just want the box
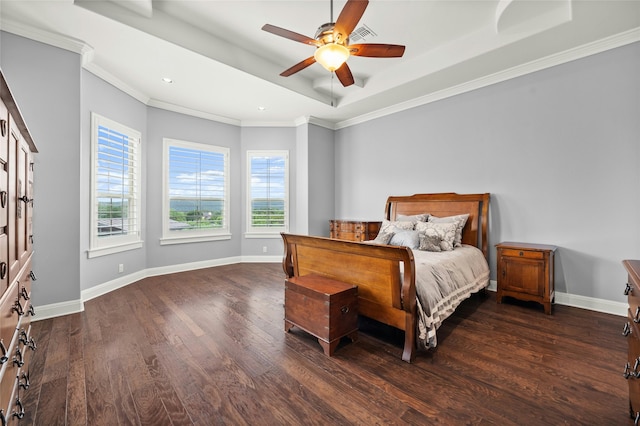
[385,193,490,261]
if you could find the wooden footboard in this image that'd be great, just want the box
[281,233,417,362]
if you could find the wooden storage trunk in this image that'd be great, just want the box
[284,275,358,356]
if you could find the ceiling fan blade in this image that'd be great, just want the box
[349,44,406,58]
[262,24,319,46]
[334,0,369,43]
[335,62,355,87]
[280,57,317,77]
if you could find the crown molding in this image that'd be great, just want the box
[0,18,92,58]
[334,28,640,130]
[147,98,240,126]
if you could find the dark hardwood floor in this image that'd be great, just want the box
[20,263,631,425]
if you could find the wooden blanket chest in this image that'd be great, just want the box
[284,275,358,356]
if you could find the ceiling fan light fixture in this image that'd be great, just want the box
[314,43,350,72]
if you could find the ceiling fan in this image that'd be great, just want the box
[262,0,405,87]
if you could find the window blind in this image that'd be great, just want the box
[249,153,287,229]
[168,145,227,232]
[95,124,139,239]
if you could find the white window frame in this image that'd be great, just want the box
[161,138,230,245]
[246,150,289,238]
[88,113,142,258]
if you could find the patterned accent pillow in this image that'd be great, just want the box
[389,230,420,249]
[416,221,458,251]
[396,213,430,224]
[428,214,470,247]
[372,229,395,244]
[379,219,416,234]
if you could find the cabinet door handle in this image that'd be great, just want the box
[11,397,24,420]
[0,262,6,280]
[624,322,632,337]
[0,340,8,364]
[624,362,632,378]
[0,191,6,209]
[12,299,24,316]
[13,347,23,368]
[626,282,634,295]
[19,371,30,390]
[0,119,6,137]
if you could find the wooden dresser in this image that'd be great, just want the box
[623,259,640,423]
[329,220,381,242]
[0,70,38,423]
[496,242,556,314]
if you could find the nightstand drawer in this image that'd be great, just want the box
[500,249,544,259]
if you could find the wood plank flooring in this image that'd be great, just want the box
[19,263,632,425]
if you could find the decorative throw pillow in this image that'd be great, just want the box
[396,213,430,224]
[428,213,469,247]
[389,230,420,249]
[372,229,395,245]
[379,219,416,234]
[416,221,458,251]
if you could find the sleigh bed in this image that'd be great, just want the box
[281,193,490,362]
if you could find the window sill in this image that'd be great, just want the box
[87,241,143,258]
[160,233,231,245]
[244,232,285,239]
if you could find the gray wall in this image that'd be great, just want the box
[240,126,297,256]
[146,107,242,268]
[3,29,638,310]
[80,71,147,290]
[308,123,334,237]
[1,33,82,306]
[335,42,640,303]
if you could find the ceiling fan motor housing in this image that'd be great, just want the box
[315,23,348,46]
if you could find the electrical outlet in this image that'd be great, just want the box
[118,264,124,273]
[262,246,268,253]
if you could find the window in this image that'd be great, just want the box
[161,139,230,244]
[246,151,289,237]
[89,113,142,258]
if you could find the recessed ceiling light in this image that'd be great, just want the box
[258,106,266,111]
[162,77,173,83]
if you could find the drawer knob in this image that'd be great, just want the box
[519,251,524,256]
[624,322,632,337]
[626,282,634,295]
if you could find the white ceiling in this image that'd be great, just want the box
[1,0,639,128]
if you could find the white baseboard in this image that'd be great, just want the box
[32,266,627,322]
[487,279,626,317]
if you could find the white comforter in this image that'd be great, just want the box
[412,244,490,349]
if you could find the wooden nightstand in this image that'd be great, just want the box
[329,220,381,242]
[284,275,358,356]
[496,242,557,314]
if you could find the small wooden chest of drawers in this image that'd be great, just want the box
[284,275,358,356]
[496,242,557,314]
[329,220,381,242]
